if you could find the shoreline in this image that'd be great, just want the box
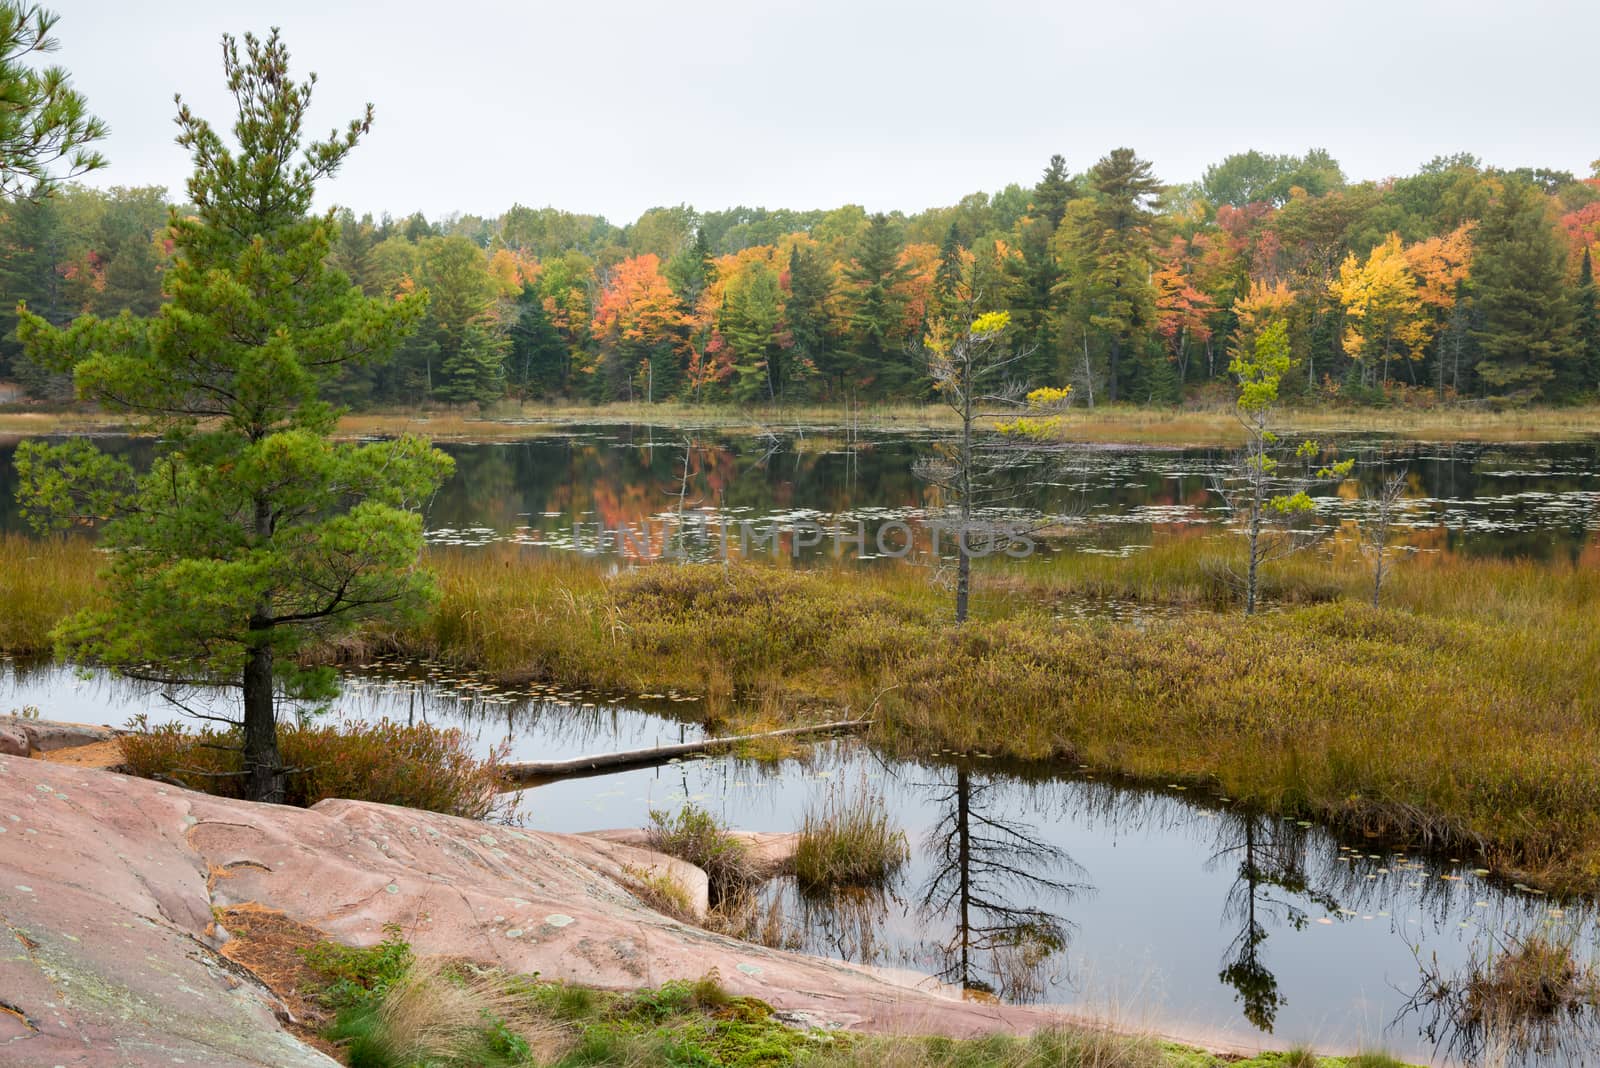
[4,400,1600,446]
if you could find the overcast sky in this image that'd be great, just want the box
[56,0,1599,223]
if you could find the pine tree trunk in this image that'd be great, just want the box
[243,492,283,804]
[242,638,283,803]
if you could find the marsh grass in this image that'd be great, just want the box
[119,719,508,818]
[13,399,1600,445]
[792,779,909,891]
[0,534,100,654]
[14,525,1600,889]
[1403,928,1600,1065]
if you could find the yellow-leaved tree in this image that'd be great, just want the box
[1330,233,1430,389]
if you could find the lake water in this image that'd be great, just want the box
[2,654,1594,1066]
[1,428,1597,560]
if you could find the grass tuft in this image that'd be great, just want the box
[792,779,909,891]
[644,803,761,907]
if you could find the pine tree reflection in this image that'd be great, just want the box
[917,764,1087,1000]
[1210,813,1341,1032]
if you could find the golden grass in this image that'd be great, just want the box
[11,525,1600,890]
[0,534,100,655]
[7,400,1600,444]
[341,401,1600,445]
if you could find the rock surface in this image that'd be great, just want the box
[0,714,120,756]
[0,755,1192,1066]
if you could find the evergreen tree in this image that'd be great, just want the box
[0,2,106,198]
[414,235,507,406]
[1003,154,1077,385]
[1032,152,1075,228]
[934,221,964,321]
[784,243,835,393]
[1471,179,1577,401]
[1065,148,1161,403]
[0,193,64,388]
[843,213,913,395]
[1576,247,1600,393]
[12,30,451,803]
[509,283,566,398]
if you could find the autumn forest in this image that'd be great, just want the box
[4,148,1599,413]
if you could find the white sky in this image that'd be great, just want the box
[58,0,1600,223]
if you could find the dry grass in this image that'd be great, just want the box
[8,399,1600,444]
[118,719,509,818]
[13,521,1600,890]
[618,863,700,924]
[364,957,567,1067]
[643,804,762,906]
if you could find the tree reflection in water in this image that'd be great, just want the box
[917,764,1087,1001]
[1207,813,1341,1032]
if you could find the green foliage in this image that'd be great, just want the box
[1200,148,1345,208]
[843,213,916,395]
[0,2,105,198]
[1471,179,1578,401]
[1575,248,1600,393]
[301,923,415,1013]
[11,30,451,800]
[118,718,506,818]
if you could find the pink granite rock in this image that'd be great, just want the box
[0,723,27,756]
[0,755,1241,1065]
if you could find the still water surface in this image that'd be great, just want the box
[2,427,1598,559]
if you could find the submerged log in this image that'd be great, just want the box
[500,719,871,784]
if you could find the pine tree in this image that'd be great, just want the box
[1471,179,1577,401]
[1576,247,1600,393]
[1066,148,1161,403]
[784,243,835,392]
[1032,153,1075,229]
[934,221,964,321]
[12,30,451,803]
[0,2,106,198]
[509,283,567,398]
[843,213,914,395]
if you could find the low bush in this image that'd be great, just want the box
[643,803,760,906]
[118,718,506,818]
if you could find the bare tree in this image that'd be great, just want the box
[1359,467,1411,608]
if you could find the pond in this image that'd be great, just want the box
[3,655,1594,1066]
[1,427,1597,561]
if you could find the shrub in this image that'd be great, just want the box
[118,718,506,818]
[643,803,759,906]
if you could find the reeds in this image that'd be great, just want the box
[791,779,909,891]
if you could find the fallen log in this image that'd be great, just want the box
[500,718,871,784]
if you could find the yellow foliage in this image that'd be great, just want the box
[1330,233,1431,363]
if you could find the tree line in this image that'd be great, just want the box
[4,153,1599,410]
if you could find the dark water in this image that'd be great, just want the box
[3,656,1595,1065]
[1,428,1598,560]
